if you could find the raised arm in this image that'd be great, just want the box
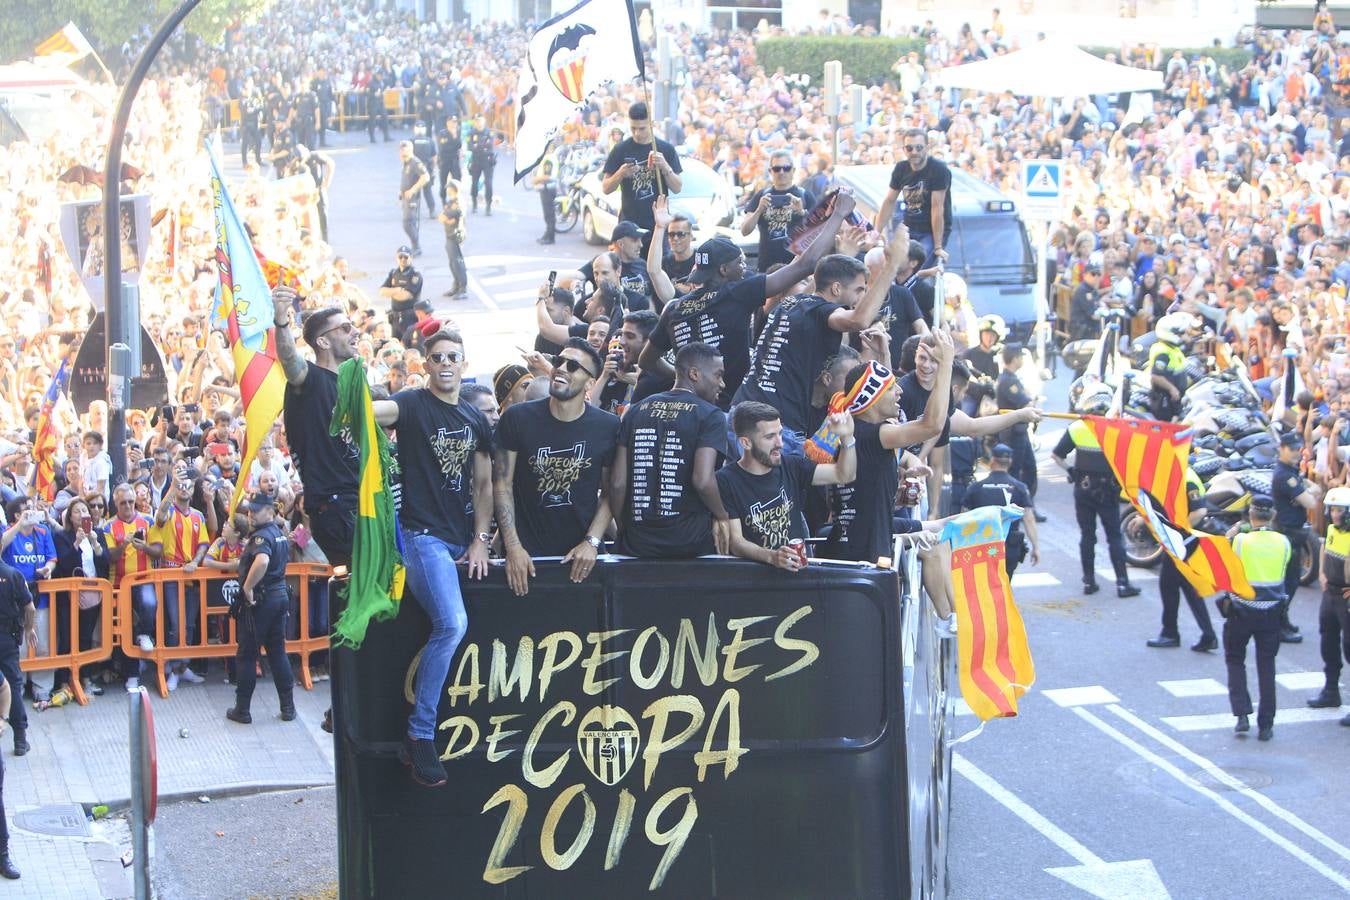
[829,224,910,334]
[647,197,676,306]
[271,286,308,386]
[535,283,575,346]
[764,191,856,298]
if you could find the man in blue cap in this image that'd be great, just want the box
[1271,430,1320,644]
[962,443,1039,578]
[1225,494,1291,741]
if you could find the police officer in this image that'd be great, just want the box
[1052,387,1140,597]
[0,675,22,877]
[466,116,496,215]
[1271,431,1318,643]
[240,80,264,168]
[0,558,35,756]
[410,123,438,217]
[436,116,463,198]
[379,247,424,336]
[963,315,1004,381]
[996,342,1041,516]
[534,149,559,245]
[225,495,295,725]
[963,443,1040,577]
[292,77,319,153]
[365,67,391,143]
[1224,495,1290,741]
[1148,313,1191,422]
[397,141,430,255]
[1069,264,1103,342]
[1307,487,1350,710]
[945,433,978,516]
[1147,465,1218,651]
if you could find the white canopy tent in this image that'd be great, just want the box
[933,39,1164,98]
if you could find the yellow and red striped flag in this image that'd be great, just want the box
[940,506,1035,720]
[1085,415,1253,599]
[34,23,94,60]
[30,358,70,502]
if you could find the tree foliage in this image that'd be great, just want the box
[756,35,926,88]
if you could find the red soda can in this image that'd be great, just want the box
[788,538,808,568]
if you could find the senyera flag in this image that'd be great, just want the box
[513,0,644,181]
[1085,414,1254,599]
[329,358,405,648]
[30,358,70,502]
[940,506,1035,720]
[207,146,287,514]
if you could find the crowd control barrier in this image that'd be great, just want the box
[332,550,956,898]
[18,577,116,707]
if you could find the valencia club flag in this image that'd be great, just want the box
[940,507,1035,720]
[207,146,287,514]
[513,0,644,181]
[1085,415,1254,600]
[30,358,70,502]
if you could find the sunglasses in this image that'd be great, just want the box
[770,165,793,173]
[903,144,925,152]
[668,230,691,239]
[427,350,464,364]
[552,355,597,378]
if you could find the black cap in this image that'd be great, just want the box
[991,443,1014,459]
[244,494,277,513]
[1084,263,1103,275]
[397,245,412,256]
[612,221,649,241]
[1279,432,1304,450]
[413,298,433,313]
[688,237,742,283]
[1249,494,1275,512]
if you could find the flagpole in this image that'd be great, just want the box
[103,0,205,492]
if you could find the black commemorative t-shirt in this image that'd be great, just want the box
[618,389,726,558]
[496,399,620,556]
[880,284,924,369]
[648,274,767,408]
[392,389,493,546]
[663,252,696,289]
[822,420,897,563]
[596,376,637,417]
[534,322,591,357]
[897,370,954,449]
[715,456,817,550]
[602,137,683,230]
[733,294,841,434]
[284,363,360,502]
[888,157,953,240]
[578,257,653,312]
[743,186,815,271]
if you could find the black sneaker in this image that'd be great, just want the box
[1117,582,1141,598]
[1083,580,1100,595]
[1257,726,1273,742]
[1234,715,1250,734]
[1191,635,1218,652]
[1146,634,1180,648]
[1306,689,1342,709]
[399,736,447,787]
[225,707,252,725]
[1280,627,1303,644]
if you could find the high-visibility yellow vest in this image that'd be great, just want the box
[1232,528,1290,606]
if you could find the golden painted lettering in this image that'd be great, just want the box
[766,605,820,682]
[438,715,479,761]
[484,713,524,764]
[694,688,747,783]
[581,629,632,695]
[540,784,596,871]
[721,615,774,682]
[402,647,421,704]
[522,700,576,790]
[644,787,699,891]
[640,695,704,790]
[628,626,671,690]
[481,784,532,884]
[488,636,535,704]
[670,614,719,689]
[446,643,482,707]
[536,631,583,702]
[604,788,637,871]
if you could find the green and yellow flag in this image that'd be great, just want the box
[330,357,405,647]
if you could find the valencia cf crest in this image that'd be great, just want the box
[576,705,639,786]
[547,24,596,102]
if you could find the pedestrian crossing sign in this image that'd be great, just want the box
[1021,159,1062,219]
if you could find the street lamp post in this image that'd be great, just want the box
[102,0,205,488]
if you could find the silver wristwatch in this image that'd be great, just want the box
[585,535,602,550]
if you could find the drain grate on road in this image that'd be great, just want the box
[1191,766,1274,791]
[14,802,92,837]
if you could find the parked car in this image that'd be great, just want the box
[831,165,1039,344]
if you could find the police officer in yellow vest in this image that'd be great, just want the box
[1307,487,1350,716]
[1051,386,1140,597]
[1148,313,1191,422]
[1147,465,1218,651]
[1224,495,1290,741]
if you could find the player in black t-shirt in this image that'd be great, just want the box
[371,328,493,789]
[494,339,619,596]
[874,128,953,263]
[592,310,657,417]
[857,242,930,370]
[576,233,654,312]
[740,150,816,271]
[716,401,856,569]
[611,343,731,558]
[640,192,857,408]
[601,101,682,241]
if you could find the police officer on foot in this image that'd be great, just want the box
[1147,465,1218,651]
[963,443,1040,577]
[226,495,296,725]
[0,676,21,877]
[996,342,1043,520]
[0,559,35,756]
[1272,430,1318,643]
[380,247,424,337]
[1225,495,1290,741]
[1051,386,1140,597]
[1308,487,1350,711]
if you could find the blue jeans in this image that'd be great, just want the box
[162,581,200,667]
[402,530,468,741]
[725,424,805,462]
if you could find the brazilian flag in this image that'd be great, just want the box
[331,358,405,647]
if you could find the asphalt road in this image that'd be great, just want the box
[201,126,1350,899]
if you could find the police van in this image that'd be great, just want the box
[833,164,1039,344]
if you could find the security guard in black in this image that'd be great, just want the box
[0,561,33,747]
[230,497,294,721]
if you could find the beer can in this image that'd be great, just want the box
[900,475,922,507]
[787,538,808,568]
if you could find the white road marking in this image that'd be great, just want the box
[1158,678,1228,698]
[1043,686,1120,707]
[1012,572,1060,588]
[478,268,558,286]
[1274,672,1327,692]
[490,287,545,303]
[1160,706,1346,732]
[1097,567,1159,582]
[1087,704,1350,885]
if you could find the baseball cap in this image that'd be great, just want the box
[688,237,742,284]
[244,494,277,513]
[413,298,433,313]
[493,364,530,406]
[991,443,1014,459]
[1279,432,1304,450]
[612,221,649,241]
[1249,494,1275,512]
[1083,263,1102,275]
[397,245,413,256]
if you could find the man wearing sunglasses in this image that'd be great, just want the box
[874,128,952,264]
[494,339,619,597]
[740,150,816,272]
[371,328,493,788]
